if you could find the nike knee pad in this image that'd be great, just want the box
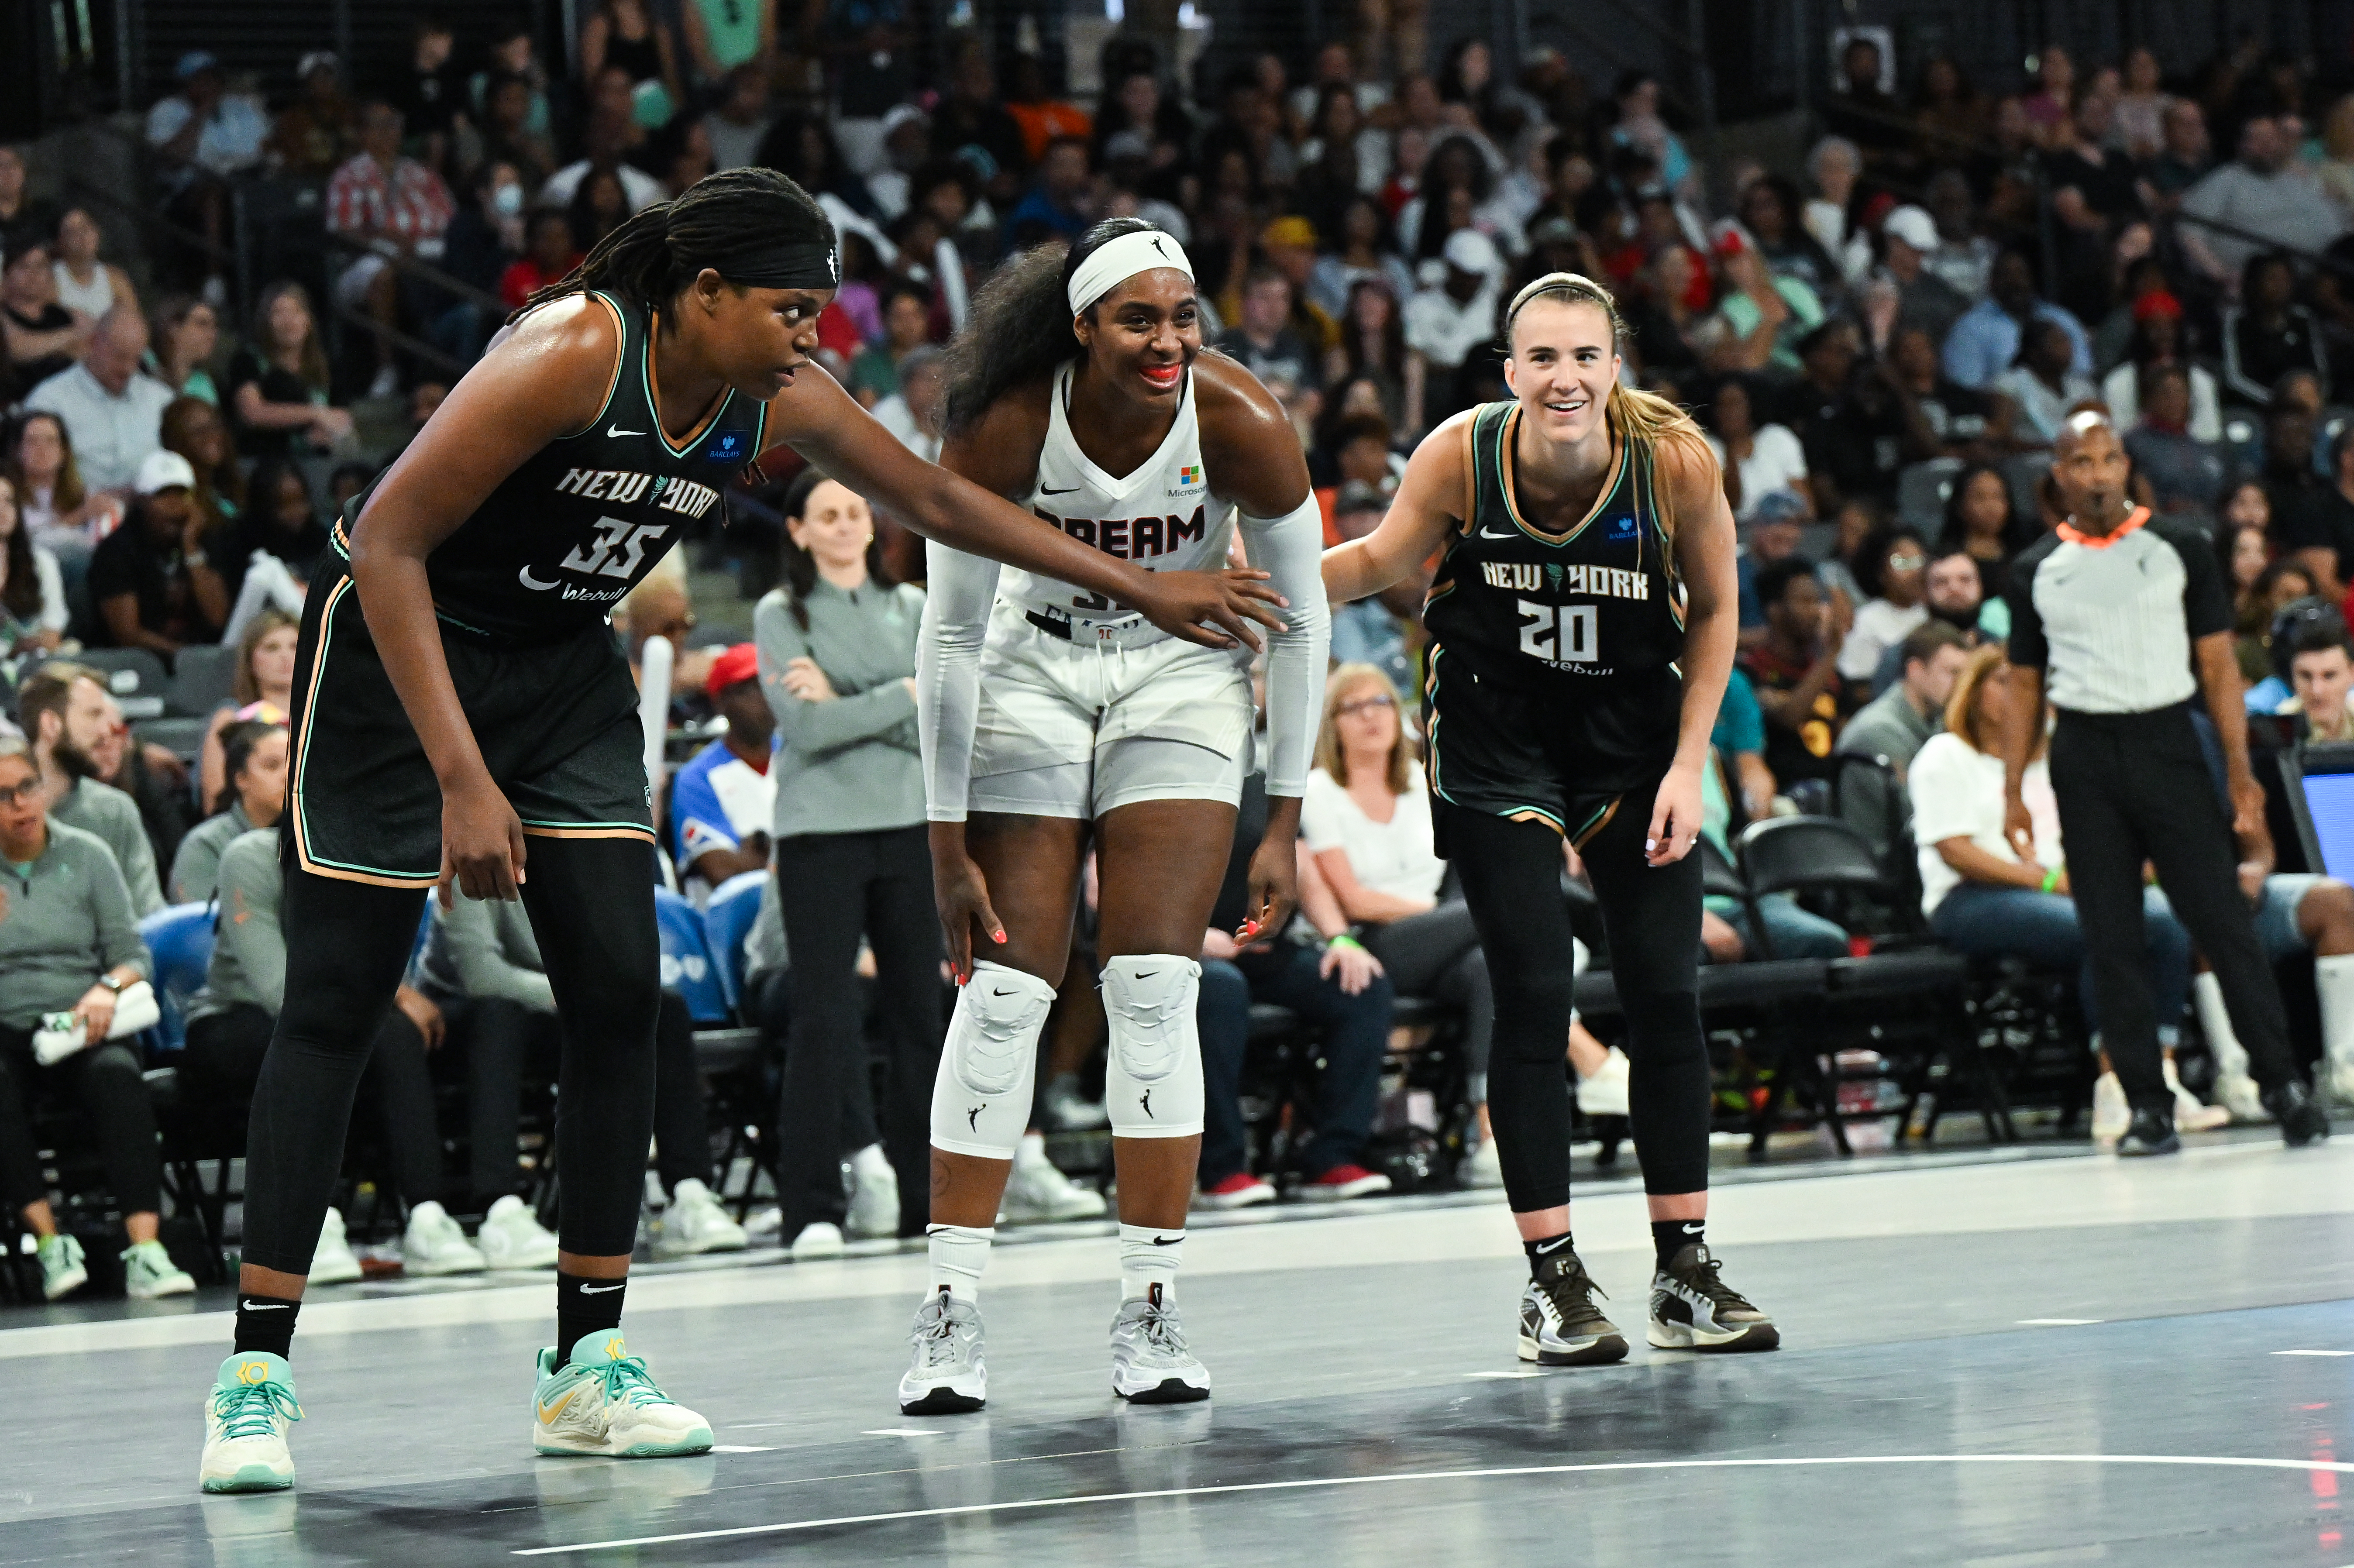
[1102,954,1205,1138]
[929,960,1054,1160]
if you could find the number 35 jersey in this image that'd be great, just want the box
[1421,400,1690,822]
[334,290,767,644]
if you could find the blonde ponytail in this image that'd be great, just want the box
[1507,272,1710,539]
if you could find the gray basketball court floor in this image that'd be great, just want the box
[5,1132,2354,1566]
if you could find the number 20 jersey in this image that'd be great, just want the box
[1420,399,1689,804]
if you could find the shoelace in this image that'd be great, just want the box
[212,1381,301,1441]
[589,1355,675,1410]
[1677,1253,1756,1312]
[1539,1267,1611,1321]
[1128,1300,1189,1361]
[915,1301,970,1369]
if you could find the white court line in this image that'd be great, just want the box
[862,1429,949,1438]
[2275,1349,2354,1357]
[2017,1318,2104,1326]
[709,1446,774,1454]
[1462,1371,1549,1380]
[509,1453,2354,1556]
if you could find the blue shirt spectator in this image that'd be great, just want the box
[1940,252,2092,390]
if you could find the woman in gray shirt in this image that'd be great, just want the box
[0,737,191,1301]
[754,471,940,1251]
[169,718,287,904]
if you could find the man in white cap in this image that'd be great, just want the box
[1872,203,1970,355]
[86,450,227,660]
[1406,226,1504,389]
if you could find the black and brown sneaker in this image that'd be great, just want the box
[1648,1243,1779,1353]
[1517,1248,1629,1366]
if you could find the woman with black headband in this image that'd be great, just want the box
[898,218,1328,1414]
[1326,272,1780,1369]
[196,172,1285,1496]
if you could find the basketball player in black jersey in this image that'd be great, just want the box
[196,169,1284,1494]
[1325,272,1779,1366]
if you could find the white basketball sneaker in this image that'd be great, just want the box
[899,1287,988,1415]
[652,1179,747,1259]
[1109,1284,1211,1403]
[844,1144,901,1239]
[999,1132,1106,1223]
[531,1333,713,1457]
[309,1207,364,1286]
[402,1200,487,1275]
[198,1352,300,1492]
[480,1195,561,1270]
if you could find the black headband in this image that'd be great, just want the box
[695,239,840,292]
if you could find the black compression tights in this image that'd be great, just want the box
[1450,800,1711,1211]
[240,836,663,1275]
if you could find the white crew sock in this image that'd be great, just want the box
[926,1224,993,1302]
[1118,1223,1181,1303]
[2193,973,2250,1083]
[2314,954,2354,1081]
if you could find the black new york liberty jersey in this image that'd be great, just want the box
[1422,399,1686,681]
[337,291,766,643]
[1420,400,1691,830]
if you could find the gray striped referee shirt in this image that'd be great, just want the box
[2003,508,2231,713]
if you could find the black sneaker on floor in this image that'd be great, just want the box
[2115,1105,2180,1156]
[1648,1243,1779,1352]
[2263,1078,2332,1148]
[1517,1249,1628,1366]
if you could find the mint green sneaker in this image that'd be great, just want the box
[37,1233,86,1300]
[200,1353,301,1492]
[124,1239,196,1299]
[532,1333,713,1457]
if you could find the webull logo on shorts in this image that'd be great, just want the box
[1034,505,1206,561]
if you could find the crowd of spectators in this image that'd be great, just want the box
[17,14,2354,1287]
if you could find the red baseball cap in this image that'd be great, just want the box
[705,642,760,697]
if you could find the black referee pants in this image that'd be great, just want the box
[2050,706,2298,1116]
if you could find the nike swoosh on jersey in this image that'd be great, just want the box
[608,424,646,437]
[1041,484,1082,495]
[1477,523,1520,540]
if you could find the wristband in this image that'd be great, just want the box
[1327,932,1363,952]
[99,974,126,994]
[2040,867,2061,894]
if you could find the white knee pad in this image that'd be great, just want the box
[1102,955,1205,1138]
[930,960,1055,1159]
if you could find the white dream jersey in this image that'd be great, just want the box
[999,359,1237,630]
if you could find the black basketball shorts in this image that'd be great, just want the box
[286,567,655,887]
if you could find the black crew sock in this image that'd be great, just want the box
[554,1271,627,1366]
[1522,1231,1574,1278]
[1653,1219,1704,1269]
[234,1293,302,1359]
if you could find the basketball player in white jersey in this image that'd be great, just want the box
[904,220,1329,1411]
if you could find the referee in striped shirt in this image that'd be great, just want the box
[2000,410,2330,1152]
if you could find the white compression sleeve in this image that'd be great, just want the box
[916,540,1004,823]
[1238,494,1332,798]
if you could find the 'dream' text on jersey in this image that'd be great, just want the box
[1035,505,1207,561]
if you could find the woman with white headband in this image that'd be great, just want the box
[903,218,1330,1414]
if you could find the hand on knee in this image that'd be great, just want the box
[1103,955,1205,1138]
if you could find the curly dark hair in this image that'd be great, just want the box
[942,216,1180,437]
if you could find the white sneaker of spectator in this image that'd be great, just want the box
[2165,1058,2231,1133]
[999,1132,1108,1223]
[402,1200,487,1276]
[1576,1047,1632,1118]
[123,1240,196,1299]
[2090,1070,2130,1149]
[1042,1071,1110,1131]
[653,1179,749,1259]
[1194,1172,1276,1210]
[1460,1134,1504,1189]
[309,1207,364,1285]
[479,1195,562,1269]
[843,1144,901,1239]
[788,1221,845,1260]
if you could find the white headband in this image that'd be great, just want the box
[1067,230,1195,316]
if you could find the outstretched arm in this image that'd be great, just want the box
[1322,411,1469,604]
[761,366,1283,651]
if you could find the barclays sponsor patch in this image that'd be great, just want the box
[706,429,750,464]
[1606,514,1638,540]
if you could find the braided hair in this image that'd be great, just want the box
[512,166,833,321]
